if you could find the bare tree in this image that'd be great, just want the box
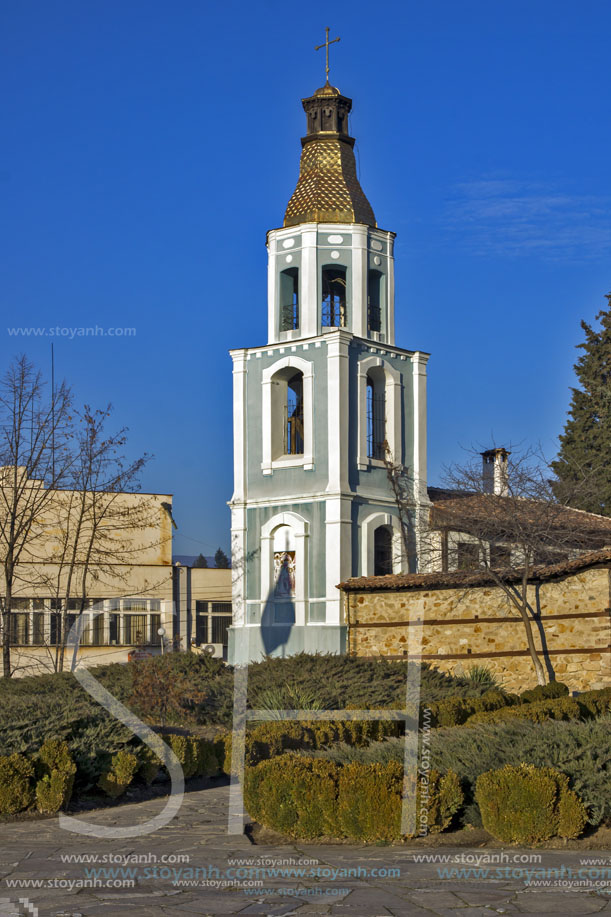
[387,443,609,685]
[0,356,73,677]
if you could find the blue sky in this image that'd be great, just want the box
[2,0,610,556]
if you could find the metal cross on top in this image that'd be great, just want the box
[315,27,340,84]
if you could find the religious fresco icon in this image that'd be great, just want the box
[274,550,296,597]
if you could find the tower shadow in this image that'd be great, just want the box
[260,588,295,657]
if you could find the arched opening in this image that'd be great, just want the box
[366,368,386,459]
[367,269,383,332]
[374,526,393,575]
[321,266,347,327]
[285,372,304,455]
[279,267,299,331]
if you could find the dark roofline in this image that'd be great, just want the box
[338,547,611,593]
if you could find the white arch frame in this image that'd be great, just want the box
[357,355,403,469]
[260,511,309,626]
[261,355,314,475]
[360,511,405,576]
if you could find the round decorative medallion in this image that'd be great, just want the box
[373,255,382,265]
[282,238,295,249]
[330,250,340,259]
[371,240,383,251]
[285,254,293,263]
[327,234,344,244]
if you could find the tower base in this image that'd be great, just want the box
[227,624,347,666]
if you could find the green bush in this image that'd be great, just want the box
[0,753,34,815]
[576,687,611,719]
[165,735,199,778]
[466,696,582,727]
[426,688,514,727]
[464,665,502,690]
[136,745,162,785]
[520,682,569,704]
[195,738,221,777]
[97,750,139,798]
[475,764,587,844]
[35,740,76,814]
[243,719,401,768]
[245,755,339,838]
[244,753,462,841]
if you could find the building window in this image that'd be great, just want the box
[490,544,511,568]
[366,371,386,459]
[124,615,148,645]
[10,612,29,645]
[321,266,346,327]
[457,542,480,571]
[284,372,304,455]
[367,269,382,332]
[194,601,232,648]
[374,526,393,575]
[279,267,299,331]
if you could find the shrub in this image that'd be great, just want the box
[97,750,139,798]
[466,697,582,727]
[520,682,569,704]
[0,753,34,814]
[136,745,162,785]
[255,682,329,717]
[243,719,401,768]
[465,665,502,690]
[165,735,199,778]
[244,754,462,841]
[576,687,611,719]
[35,740,76,813]
[426,688,514,728]
[195,738,221,777]
[475,764,587,844]
[245,755,339,838]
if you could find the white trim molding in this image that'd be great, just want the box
[261,355,314,475]
[357,355,402,470]
[360,511,405,576]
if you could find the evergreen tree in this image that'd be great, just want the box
[192,553,208,568]
[552,295,611,516]
[214,547,230,568]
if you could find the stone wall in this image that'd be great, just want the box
[345,565,611,692]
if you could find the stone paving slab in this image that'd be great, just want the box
[1,782,611,917]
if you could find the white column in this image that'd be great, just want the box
[352,227,368,337]
[231,506,247,627]
[267,234,278,344]
[411,352,429,503]
[231,350,249,495]
[301,227,318,338]
[325,496,352,624]
[387,233,396,346]
[326,332,350,493]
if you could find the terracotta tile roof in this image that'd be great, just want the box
[338,547,611,593]
[427,487,611,548]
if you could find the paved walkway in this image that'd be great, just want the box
[1,781,610,917]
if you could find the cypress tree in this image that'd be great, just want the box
[552,294,611,515]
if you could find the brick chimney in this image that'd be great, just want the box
[481,448,510,496]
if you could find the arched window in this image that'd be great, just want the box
[374,526,393,575]
[321,266,346,327]
[279,267,299,331]
[285,372,304,455]
[366,369,386,459]
[273,525,296,598]
[367,269,382,332]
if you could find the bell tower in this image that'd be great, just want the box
[228,73,430,665]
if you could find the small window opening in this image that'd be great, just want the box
[284,372,304,455]
[366,372,386,459]
[280,268,299,331]
[374,526,393,575]
[321,267,346,327]
[368,269,382,332]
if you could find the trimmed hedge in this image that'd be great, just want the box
[0,753,35,815]
[35,740,76,814]
[466,697,582,727]
[97,750,139,798]
[425,688,515,728]
[475,764,587,844]
[244,754,463,841]
[520,682,569,704]
[577,687,611,719]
